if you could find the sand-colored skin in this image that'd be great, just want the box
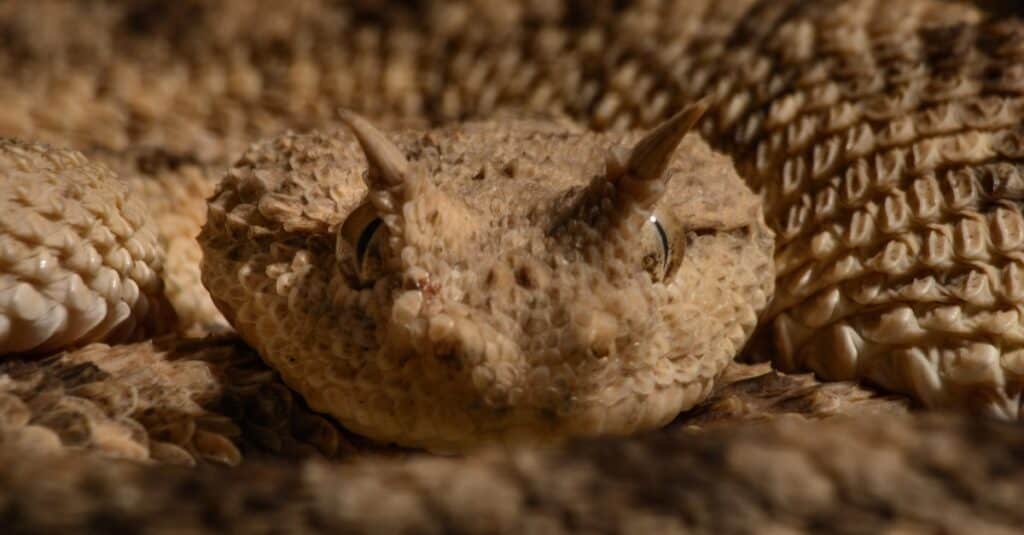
[0,0,1021,434]
[2,412,1021,534]
[94,150,231,336]
[688,2,1024,418]
[0,335,381,466]
[193,0,1024,445]
[0,140,174,355]
[199,114,774,451]
[0,0,1023,529]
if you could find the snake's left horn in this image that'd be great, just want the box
[335,108,440,250]
[338,110,409,186]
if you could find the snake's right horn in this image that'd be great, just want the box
[593,101,707,249]
[615,101,707,216]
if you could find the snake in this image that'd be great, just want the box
[3,0,1024,529]
[2,0,1024,520]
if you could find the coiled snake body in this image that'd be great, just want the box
[1,0,1024,523]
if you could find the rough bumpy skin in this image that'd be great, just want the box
[200,117,774,450]
[0,336,375,466]
[190,0,1024,445]
[394,0,1022,417]
[683,1,1024,418]
[3,0,1024,528]
[414,0,1024,418]
[0,140,174,355]
[96,150,231,336]
[0,343,907,466]
[1,414,1022,534]
[421,0,1024,418]
[682,361,910,427]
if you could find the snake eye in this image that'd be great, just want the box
[340,201,387,283]
[641,213,673,281]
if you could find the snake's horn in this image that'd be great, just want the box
[337,108,426,268]
[557,101,707,268]
[338,109,461,272]
[338,109,414,192]
[612,101,708,216]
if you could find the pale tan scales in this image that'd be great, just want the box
[0,1,1022,526]
[198,114,773,450]
[0,140,175,354]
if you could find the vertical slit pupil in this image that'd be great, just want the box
[357,217,383,263]
[651,215,670,271]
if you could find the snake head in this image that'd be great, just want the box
[329,105,759,442]
[202,105,771,451]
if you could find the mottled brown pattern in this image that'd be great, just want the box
[0,336,395,466]
[688,2,1024,419]
[0,0,1022,530]
[199,115,773,451]
[1,413,1021,534]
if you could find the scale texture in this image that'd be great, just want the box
[0,140,174,355]
[0,0,1020,437]
[0,0,1022,529]
[187,0,1024,435]
[199,118,773,450]
[1,413,1022,534]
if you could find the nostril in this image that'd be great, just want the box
[515,266,534,288]
[484,264,515,290]
[514,258,551,290]
[435,349,463,371]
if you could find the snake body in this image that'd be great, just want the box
[2,0,1024,530]
[184,0,1024,449]
[0,0,1022,497]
